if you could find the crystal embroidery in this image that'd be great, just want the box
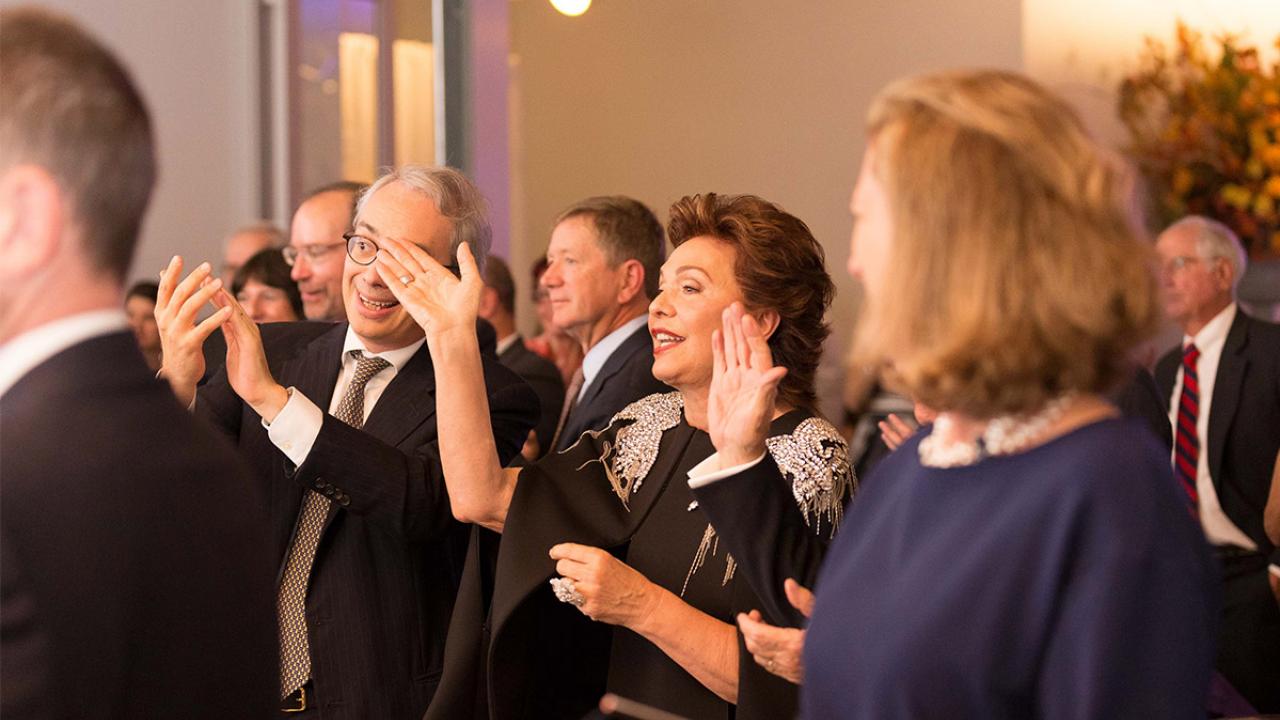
[575,392,683,509]
[680,416,854,596]
[766,417,854,534]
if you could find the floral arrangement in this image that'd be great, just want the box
[1119,22,1280,257]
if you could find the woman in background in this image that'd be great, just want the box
[702,69,1218,718]
[124,281,163,371]
[231,248,302,323]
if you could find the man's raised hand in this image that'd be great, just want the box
[155,255,232,406]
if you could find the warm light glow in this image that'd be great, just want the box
[1023,0,1280,144]
[550,0,591,17]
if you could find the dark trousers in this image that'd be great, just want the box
[1217,552,1280,713]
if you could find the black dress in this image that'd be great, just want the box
[426,392,852,720]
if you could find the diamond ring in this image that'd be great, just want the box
[550,577,585,607]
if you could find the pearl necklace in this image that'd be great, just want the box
[917,395,1075,468]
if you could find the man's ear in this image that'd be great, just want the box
[753,308,781,340]
[1212,256,1236,294]
[615,259,647,305]
[0,164,64,281]
[477,285,500,320]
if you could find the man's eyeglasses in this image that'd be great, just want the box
[282,241,344,267]
[342,232,461,277]
[1161,255,1209,275]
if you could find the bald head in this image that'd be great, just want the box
[288,187,361,321]
[222,223,284,285]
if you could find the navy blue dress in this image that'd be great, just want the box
[802,418,1218,719]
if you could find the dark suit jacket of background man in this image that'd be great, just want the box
[1155,309,1280,564]
[0,332,278,719]
[1155,308,1280,711]
[497,336,564,458]
[195,321,538,720]
[555,324,669,451]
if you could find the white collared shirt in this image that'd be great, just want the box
[265,326,425,466]
[1168,302,1256,550]
[578,314,648,401]
[0,309,128,397]
[495,332,521,358]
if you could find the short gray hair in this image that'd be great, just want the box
[1167,215,1248,293]
[356,165,491,271]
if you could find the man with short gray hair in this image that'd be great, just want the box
[541,195,670,450]
[1154,215,1280,712]
[157,164,539,718]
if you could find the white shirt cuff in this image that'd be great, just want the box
[264,387,323,467]
[687,451,767,489]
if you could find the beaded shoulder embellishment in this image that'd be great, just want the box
[681,416,856,597]
[576,392,684,509]
[765,417,854,535]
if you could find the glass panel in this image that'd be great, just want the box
[391,0,436,167]
[294,0,379,192]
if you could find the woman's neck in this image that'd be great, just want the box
[932,393,1118,454]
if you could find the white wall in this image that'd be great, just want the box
[2,0,263,289]
[508,0,1023,417]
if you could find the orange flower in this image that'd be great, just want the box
[1265,175,1280,198]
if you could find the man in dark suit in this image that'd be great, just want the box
[157,165,539,718]
[540,196,670,451]
[478,255,564,458]
[0,8,277,718]
[1154,215,1280,712]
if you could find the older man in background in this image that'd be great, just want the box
[1154,215,1280,713]
[221,220,284,285]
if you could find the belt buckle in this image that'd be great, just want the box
[282,685,307,713]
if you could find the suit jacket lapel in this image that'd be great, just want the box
[362,343,437,447]
[1208,312,1249,487]
[577,325,649,409]
[281,324,346,414]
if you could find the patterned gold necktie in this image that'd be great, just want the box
[551,366,586,452]
[278,350,391,697]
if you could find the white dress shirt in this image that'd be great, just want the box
[265,327,425,467]
[1168,303,1257,550]
[0,309,128,397]
[578,314,648,402]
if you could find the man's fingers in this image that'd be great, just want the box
[784,578,815,618]
[191,306,233,343]
[456,241,479,281]
[173,277,224,329]
[157,255,183,311]
[373,254,416,301]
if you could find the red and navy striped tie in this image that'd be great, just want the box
[1174,343,1201,514]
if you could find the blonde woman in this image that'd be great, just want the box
[702,70,1217,718]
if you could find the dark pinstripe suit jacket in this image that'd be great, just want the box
[196,321,539,720]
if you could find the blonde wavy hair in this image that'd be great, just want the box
[856,70,1159,418]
